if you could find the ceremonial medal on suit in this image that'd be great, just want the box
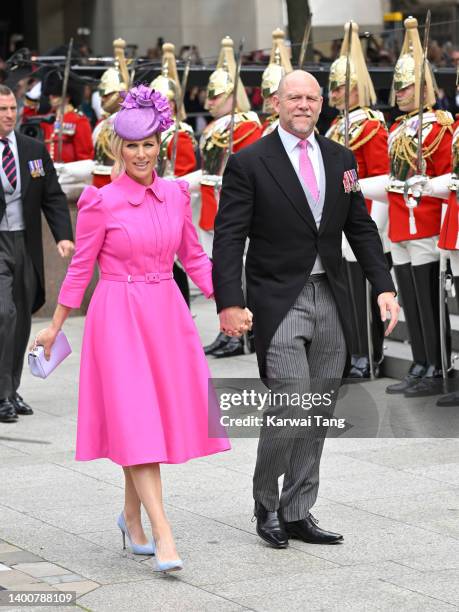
[343,169,361,193]
[28,159,45,178]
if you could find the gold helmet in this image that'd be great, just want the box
[261,28,292,111]
[329,21,376,108]
[150,42,186,120]
[205,36,250,113]
[99,38,130,113]
[391,16,438,107]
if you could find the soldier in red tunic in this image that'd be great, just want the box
[326,22,390,379]
[361,17,454,396]
[41,71,94,163]
[423,112,459,405]
[201,37,262,357]
[150,42,197,179]
[151,42,198,307]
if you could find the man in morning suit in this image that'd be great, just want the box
[212,71,399,547]
[0,85,74,423]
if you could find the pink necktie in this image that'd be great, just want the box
[298,139,319,202]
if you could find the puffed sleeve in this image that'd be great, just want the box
[175,180,213,298]
[58,185,106,308]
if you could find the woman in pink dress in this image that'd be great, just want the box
[33,85,251,572]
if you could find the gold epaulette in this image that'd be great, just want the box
[236,111,260,125]
[435,110,454,127]
[363,107,386,125]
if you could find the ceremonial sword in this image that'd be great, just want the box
[298,13,313,70]
[227,38,245,160]
[403,10,431,236]
[57,38,73,163]
[171,57,191,177]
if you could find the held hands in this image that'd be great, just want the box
[29,327,59,360]
[219,307,253,337]
[377,292,400,336]
[57,240,75,258]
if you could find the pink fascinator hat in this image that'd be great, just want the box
[113,84,174,140]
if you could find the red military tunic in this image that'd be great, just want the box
[326,107,389,213]
[199,112,262,231]
[387,109,453,243]
[438,119,459,250]
[42,107,94,163]
[158,122,197,178]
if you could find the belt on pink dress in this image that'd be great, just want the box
[100,272,174,283]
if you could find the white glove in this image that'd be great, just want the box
[424,174,451,200]
[359,175,390,203]
[179,169,202,194]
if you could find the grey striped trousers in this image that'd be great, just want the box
[253,276,347,522]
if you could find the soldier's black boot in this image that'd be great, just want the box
[346,261,385,379]
[405,262,450,398]
[386,264,428,394]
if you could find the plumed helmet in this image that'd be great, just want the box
[261,28,292,100]
[328,21,376,108]
[390,16,438,107]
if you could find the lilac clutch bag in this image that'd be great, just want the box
[28,331,72,378]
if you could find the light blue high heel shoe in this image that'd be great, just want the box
[151,537,183,573]
[153,558,183,573]
[117,512,155,555]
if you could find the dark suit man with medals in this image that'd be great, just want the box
[0,85,73,422]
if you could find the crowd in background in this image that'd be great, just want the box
[1,30,459,140]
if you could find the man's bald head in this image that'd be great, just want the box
[272,69,323,139]
[277,70,321,99]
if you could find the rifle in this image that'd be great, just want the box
[56,38,73,163]
[171,57,191,177]
[298,13,313,70]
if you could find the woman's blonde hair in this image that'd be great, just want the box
[110,132,160,179]
[110,133,126,179]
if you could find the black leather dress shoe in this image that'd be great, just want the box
[285,514,343,545]
[204,332,230,356]
[10,393,33,415]
[213,337,244,358]
[254,502,288,548]
[347,356,380,380]
[437,391,459,407]
[404,366,444,398]
[386,362,427,394]
[0,399,18,423]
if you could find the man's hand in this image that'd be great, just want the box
[377,292,400,336]
[57,240,74,258]
[219,306,253,337]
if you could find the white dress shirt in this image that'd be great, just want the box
[277,124,325,274]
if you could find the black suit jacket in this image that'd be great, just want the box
[0,132,73,312]
[212,129,395,378]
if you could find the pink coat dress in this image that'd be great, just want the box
[58,171,230,466]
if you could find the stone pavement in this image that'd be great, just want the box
[0,294,458,612]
